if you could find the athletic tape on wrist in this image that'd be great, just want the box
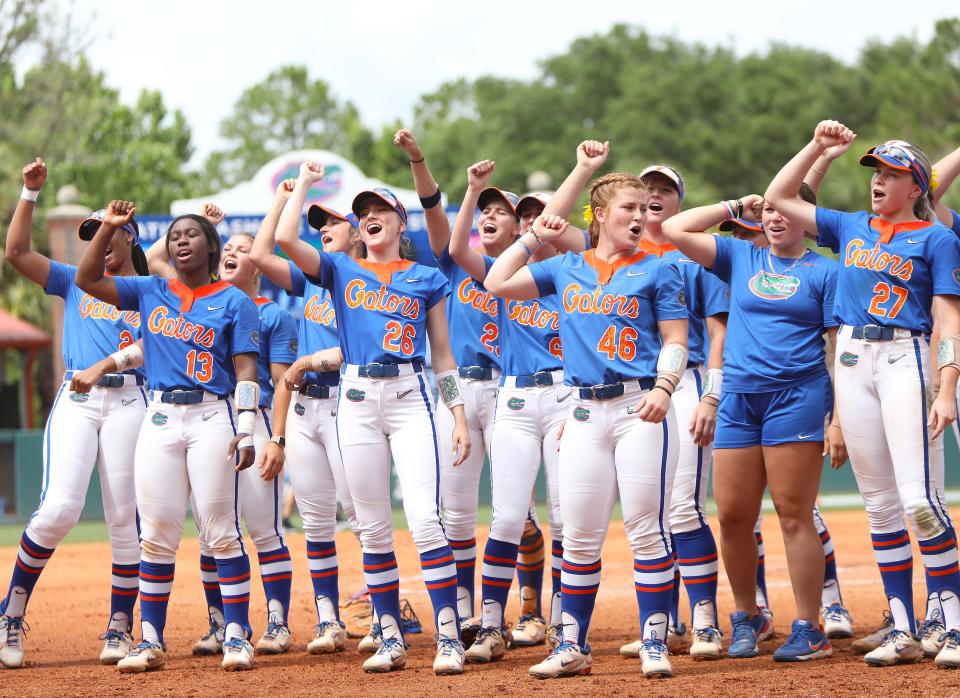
[235,380,260,413]
[937,334,960,373]
[21,186,39,203]
[702,368,722,402]
[435,369,465,409]
[237,410,256,448]
[656,343,687,385]
[109,343,143,371]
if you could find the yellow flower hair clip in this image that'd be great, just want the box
[582,203,594,224]
[931,167,940,192]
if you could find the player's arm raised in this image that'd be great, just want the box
[395,129,449,258]
[276,163,325,276]
[250,180,297,290]
[802,135,856,195]
[933,144,960,227]
[661,195,763,268]
[765,120,856,238]
[75,200,136,307]
[146,204,223,278]
[449,160,497,282]
[541,139,610,252]
[5,158,52,287]
[426,299,471,466]
[484,214,567,300]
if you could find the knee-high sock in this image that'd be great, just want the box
[560,558,601,649]
[919,527,960,629]
[307,540,339,621]
[449,537,477,620]
[364,551,401,640]
[139,561,175,644]
[635,554,675,643]
[199,554,223,619]
[549,539,563,626]
[872,530,915,633]
[109,561,139,631]
[816,520,843,608]
[0,533,54,619]
[257,545,293,624]
[675,526,719,628]
[516,517,545,617]
[754,530,769,609]
[420,546,460,639]
[480,538,518,629]
[217,554,252,641]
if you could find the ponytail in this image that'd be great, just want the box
[131,244,150,276]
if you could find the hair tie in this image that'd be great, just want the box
[581,203,594,224]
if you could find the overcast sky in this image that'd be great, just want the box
[60,0,954,166]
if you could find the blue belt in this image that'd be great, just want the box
[850,324,922,341]
[357,361,423,378]
[577,378,655,401]
[299,384,331,399]
[459,366,494,381]
[64,371,143,388]
[514,370,558,388]
[159,390,226,405]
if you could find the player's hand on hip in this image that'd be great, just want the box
[824,423,848,469]
[631,389,670,423]
[688,399,717,447]
[928,390,957,440]
[259,442,284,480]
[451,422,471,466]
[68,365,103,394]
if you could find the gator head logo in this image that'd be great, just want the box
[748,271,800,300]
[346,388,366,403]
[573,406,590,422]
[151,412,168,425]
[69,392,89,403]
[507,397,525,411]
[294,403,305,416]
[839,352,859,367]
[953,268,960,285]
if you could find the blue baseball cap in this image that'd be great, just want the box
[478,187,520,218]
[860,141,930,193]
[639,165,685,200]
[78,209,140,242]
[351,187,408,225]
[308,204,358,231]
[719,218,763,233]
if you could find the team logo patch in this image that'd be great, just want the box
[151,412,168,425]
[573,406,590,422]
[69,392,89,403]
[677,291,686,306]
[748,271,800,300]
[346,388,366,403]
[953,269,960,285]
[839,351,859,367]
[294,403,305,416]
[507,397,525,411]
[250,330,260,344]
[290,339,299,353]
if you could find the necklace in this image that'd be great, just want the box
[767,249,806,276]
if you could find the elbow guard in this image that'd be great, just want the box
[109,343,144,371]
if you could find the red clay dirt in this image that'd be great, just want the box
[4,509,960,697]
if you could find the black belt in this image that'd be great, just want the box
[356,361,423,378]
[459,366,494,381]
[577,378,656,401]
[64,371,144,387]
[159,390,226,405]
[850,324,922,341]
[299,384,331,399]
[514,370,559,388]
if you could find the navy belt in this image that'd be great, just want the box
[356,361,423,378]
[459,366,494,381]
[850,325,922,341]
[577,378,655,401]
[64,371,144,387]
[514,370,557,388]
[159,390,226,405]
[299,384,331,399]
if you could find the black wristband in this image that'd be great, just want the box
[653,384,673,397]
[419,189,442,209]
[409,156,425,164]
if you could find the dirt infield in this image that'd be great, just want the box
[5,509,960,696]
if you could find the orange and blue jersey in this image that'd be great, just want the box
[253,297,298,408]
[45,261,143,378]
[115,276,259,394]
[815,208,960,333]
[437,248,501,369]
[307,251,449,365]
[289,261,340,387]
[711,236,837,393]
[641,241,729,365]
[527,250,687,386]
[949,208,960,238]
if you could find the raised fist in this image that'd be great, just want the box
[299,161,325,184]
[22,157,47,191]
[577,140,610,171]
[103,200,136,228]
[813,120,855,150]
[467,160,495,192]
[393,129,424,161]
[532,214,568,241]
[200,203,225,225]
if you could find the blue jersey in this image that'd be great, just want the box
[641,241,729,365]
[254,297,298,408]
[437,248,500,368]
[950,208,960,238]
[816,208,960,333]
[289,261,341,387]
[115,276,259,394]
[308,252,448,365]
[529,250,687,386]
[45,262,143,377]
[711,236,837,393]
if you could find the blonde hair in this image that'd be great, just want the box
[587,173,645,248]
[905,143,936,222]
[227,232,262,294]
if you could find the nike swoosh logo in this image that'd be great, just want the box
[888,354,906,364]
[556,392,571,403]
[678,259,697,264]
[121,398,137,406]
[207,305,225,311]
[797,433,812,440]
[808,640,824,651]
[906,239,923,244]
[626,271,647,277]
[404,278,421,283]
[440,619,454,627]
[397,389,413,399]
[201,411,217,421]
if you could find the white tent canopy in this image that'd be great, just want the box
[171,149,428,216]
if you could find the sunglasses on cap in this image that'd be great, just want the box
[860,141,930,192]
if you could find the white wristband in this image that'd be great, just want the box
[21,186,39,203]
[236,409,256,449]
[109,344,144,371]
[436,369,465,409]
[702,368,723,402]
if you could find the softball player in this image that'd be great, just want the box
[765,121,960,668]
[275,162,472,675]
[662,188,840,663]
[76,202,262,673]
[250,181,371,655]
[486,174,689,679]
[0,160,146,668]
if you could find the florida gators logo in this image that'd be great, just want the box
[151,412,168,425]
[953,269,960,285]
[507,397,525,410]
[573,406,590,422]
[748,271,800,300]
[69,392,89,403]
[346,388,366,403]
[294,403,305,416]
[839,351,859,367]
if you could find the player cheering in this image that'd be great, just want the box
[275,162,471,675]
[765,121,960,669]
[76,201,261,673]
[0,159,147,668]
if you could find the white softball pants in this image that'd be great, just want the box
[668,367,712,533]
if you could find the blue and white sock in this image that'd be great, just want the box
[217,554,252,641]
[257,546,293,624]
[139,561,175,644]
[420,546,459,639]
[480,538,518,629]
[560,558,601,649]
[307,540,339,621]
[675,526,719,629]
[0,533,54,619]
[634,554,675,642]
[872,530,915,633]
[364,551,402,640]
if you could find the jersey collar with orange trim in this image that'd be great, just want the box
[353,257,414,284]
[582,249,648,285]
[254,296,273,307]
[869,218,934,245]
[639,240,677,258]
[167,278,232,312]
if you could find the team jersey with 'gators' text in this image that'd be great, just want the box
[253,297,298,408]
[640,241,729,365]
[528,250,687,386]
[710,235,837,393]
[307,252,449,365]
[115,276,259,394]
[45,261,144,378]
[437,247,501,369]
[815,208,960,333]
[289,261,340,387]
